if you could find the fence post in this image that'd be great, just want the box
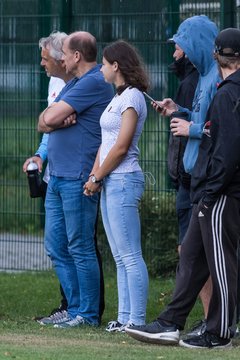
[220,0,236,28]
[38,0,51,112]
[60,0,72,33]
[38,1,52,228]
[166,0,180,100]
[165,0,180,190]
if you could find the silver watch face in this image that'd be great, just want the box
[91,176,96,183]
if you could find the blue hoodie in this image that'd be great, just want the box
[172,15,221,174]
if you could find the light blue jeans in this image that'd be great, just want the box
[101,171,149,325]
[44,175,100,325]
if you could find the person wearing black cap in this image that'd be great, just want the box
[126,27,240,349]
[214,27,240,338]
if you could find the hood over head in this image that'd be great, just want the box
[172,15,219,75]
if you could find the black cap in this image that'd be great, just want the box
[167,37,175,44]
[215,28,240,57]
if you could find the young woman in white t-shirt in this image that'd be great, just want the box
[84,40,149,331]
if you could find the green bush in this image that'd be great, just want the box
[141,191,178,276]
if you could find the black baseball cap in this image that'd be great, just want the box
[215,28,240,57]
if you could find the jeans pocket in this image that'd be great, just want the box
[123,180,144,206]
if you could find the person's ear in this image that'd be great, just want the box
[113,61,119,72]
[75,50,81,63]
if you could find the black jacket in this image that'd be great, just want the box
[191,68,240,205]
[167,56,199,188]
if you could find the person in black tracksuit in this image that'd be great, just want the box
[126,28,240,349]
[188,58,240,342]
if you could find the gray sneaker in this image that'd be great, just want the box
[37,310,69,325]
[186,319,207,337]
[54,315,88,328]
[125,320,180,345]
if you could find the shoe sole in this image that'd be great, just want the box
[53,323,90,328]
[54,324,67,328]
[37,319,54,325]
[37,321,46,325]
[37,318,70,326]
[179,339,232,349]
[126,328,179,345]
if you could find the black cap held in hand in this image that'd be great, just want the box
[215,28,240,57]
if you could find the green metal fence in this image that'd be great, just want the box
[0,0,238,274]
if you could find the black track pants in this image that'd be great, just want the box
[158,195,240,338]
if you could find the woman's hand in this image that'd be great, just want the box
[83,180,101,196]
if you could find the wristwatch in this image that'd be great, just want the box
[90,175,102,184]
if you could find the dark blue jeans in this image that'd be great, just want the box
[45,175,100,325]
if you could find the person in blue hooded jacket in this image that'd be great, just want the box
[160,15,221,173]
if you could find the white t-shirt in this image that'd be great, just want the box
[47,77,66,106]
[43,77,66,183]
[100,87,147,173]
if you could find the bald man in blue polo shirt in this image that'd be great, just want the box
[38,31,113,328]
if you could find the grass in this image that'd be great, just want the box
[0,270,239,359]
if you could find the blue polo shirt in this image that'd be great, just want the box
[47,64,114,178]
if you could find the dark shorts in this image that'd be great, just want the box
[177,207,192,244]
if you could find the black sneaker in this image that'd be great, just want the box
[105,320,126,332]
[186,319,207,337]
[179,332,232,349]
[125,320,179,345]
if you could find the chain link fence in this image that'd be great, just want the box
[0,0,239,274]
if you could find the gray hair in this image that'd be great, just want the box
[39,31,67,61]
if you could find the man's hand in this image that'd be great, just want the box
[62,112,77,127]
[170,117,191,137]
[38,111,77,132]
[38,101,76,132]
[153,98,178,116]
[22,156,43,173]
